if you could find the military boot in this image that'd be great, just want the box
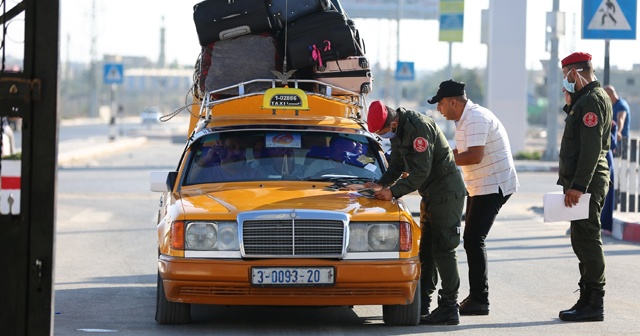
[559,289,604,322]
[421,297,459,325]
[559,283,588,317]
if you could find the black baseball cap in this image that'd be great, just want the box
[427,79,466,104]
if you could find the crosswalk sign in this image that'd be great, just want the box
[103,63,124,84]
[396,61,415,81]
[583,0,637,39]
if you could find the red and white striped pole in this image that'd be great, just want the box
[1,160,21,215]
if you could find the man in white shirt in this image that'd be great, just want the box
[428,79,519,316]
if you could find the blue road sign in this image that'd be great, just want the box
[103,63,124,84]
[396,61,415,81]
[583,0,637,39]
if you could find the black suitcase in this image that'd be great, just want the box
[266,0,330,29]
[193,0,272,46]
[285,10,358,70]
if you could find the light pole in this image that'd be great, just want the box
[542,0,563,161]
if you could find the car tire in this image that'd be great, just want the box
[155,272,191,324]
[382,280,420,326]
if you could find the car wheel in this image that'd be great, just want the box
[155,271,191,324]
[382,280,420,326]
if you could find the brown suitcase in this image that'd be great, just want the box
[313,56,372,95]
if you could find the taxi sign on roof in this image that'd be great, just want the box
[262,88,310,111]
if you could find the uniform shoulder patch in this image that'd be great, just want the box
[583,112,598,127]
[413,137,428,153]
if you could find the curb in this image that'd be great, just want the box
[58,136,148,165]
[612,216,640,243]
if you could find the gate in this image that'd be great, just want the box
[0,1,59,335]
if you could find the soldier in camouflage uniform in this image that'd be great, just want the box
[557,52,612,322]
[365,101,466,325]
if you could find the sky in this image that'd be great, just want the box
[8,0,639,71]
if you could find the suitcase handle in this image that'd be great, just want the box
[311,40,333,68]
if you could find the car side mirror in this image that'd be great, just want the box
[150,171,178,192]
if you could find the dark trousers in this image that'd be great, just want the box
[571,183,607,291]
[600,151,614,232]
[463,190,511,304]
[419,192,464,304]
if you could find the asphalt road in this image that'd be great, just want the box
[53,134,640,336]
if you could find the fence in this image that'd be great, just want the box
[615,137,639,212]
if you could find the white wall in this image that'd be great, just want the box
[486,0,528,153]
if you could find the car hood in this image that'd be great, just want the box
[176,183,403,220]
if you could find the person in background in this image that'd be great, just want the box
[428,79,519,316]
[304,136,364,177]
[557,51,612,322]
[603,85,630,145]
[190,135,262,182]
[364,100,466,325]
[600,120,617,235]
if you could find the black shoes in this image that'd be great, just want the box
[558,283,588,317]
[421,298,460,325]
[459,296,490,316]
[559,289,605,322]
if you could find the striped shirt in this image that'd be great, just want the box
[455,100,519,197]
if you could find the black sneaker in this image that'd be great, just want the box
[459,296,490,316]
[420,301,460,325]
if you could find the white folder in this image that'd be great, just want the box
[543,192,591,222]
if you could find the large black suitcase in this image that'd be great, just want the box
[285,10,358,70]
[193,0,272,46]
[266,0,330,29]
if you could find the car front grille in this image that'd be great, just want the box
[240,215,347,258]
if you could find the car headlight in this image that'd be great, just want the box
[348,223,401,252]
[368,224,399,251]
[184,222,239,251]
[348,224,369,252]
[217,222,239,250]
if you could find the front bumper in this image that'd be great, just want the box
[158,255,420,306]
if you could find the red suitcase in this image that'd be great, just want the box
[313,56,372,95]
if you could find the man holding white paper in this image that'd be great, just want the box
[556,52,612,322]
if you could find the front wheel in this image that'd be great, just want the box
[382,280,421,326]
[155,272,191,324]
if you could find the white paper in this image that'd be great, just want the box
[543,192,591,222]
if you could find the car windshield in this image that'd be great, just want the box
[183,130,384,184]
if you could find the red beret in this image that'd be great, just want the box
[561,52,592,67]
[367,101,387,133]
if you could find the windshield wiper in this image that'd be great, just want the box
[305,175,374,184]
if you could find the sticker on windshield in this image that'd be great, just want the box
[266,132,301,148]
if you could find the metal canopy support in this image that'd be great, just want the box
[0,0,59,335]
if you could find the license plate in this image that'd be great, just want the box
[251,267,335,286]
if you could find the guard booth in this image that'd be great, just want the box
[0,1,59,335]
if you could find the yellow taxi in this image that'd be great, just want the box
[150,81,422,326]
